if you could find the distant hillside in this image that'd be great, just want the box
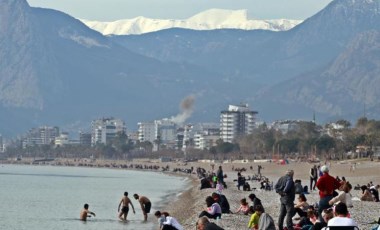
[1,0,380,136]
[0,0,225,136]
[81,9,301,35]
[111,0,380,122]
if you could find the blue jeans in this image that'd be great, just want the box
[279,197,295,230]
[318,195,333,223]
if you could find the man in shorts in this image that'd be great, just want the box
[133,193,152,221]
[118,191,135,221]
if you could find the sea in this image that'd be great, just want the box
[0,164,189,230]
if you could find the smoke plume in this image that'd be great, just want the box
[171,95,195,124]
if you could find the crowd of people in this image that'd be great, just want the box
[197,163,379,230]
[79,162,379,230]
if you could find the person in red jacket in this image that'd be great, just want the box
[316,165,340,223]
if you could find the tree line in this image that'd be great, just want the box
[3,117,380,161]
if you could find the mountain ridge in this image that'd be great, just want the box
[81,9,301,35]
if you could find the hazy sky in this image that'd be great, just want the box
[27,0,333,21]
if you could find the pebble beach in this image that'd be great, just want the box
[162,160,380,230]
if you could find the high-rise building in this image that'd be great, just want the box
[137,118,177,150]
[79,132,92,147]
[220,104,258,143]
[182,123,220,150]
[91,118,126,146]
[137,122,156,143]
[22,126,60,148]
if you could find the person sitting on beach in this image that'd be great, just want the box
[133,193,152,221]
[258,212,276,230]
[155,211,166,229]
[360,185,374,201]
[155,211,184,230]
[199,196,222,219]
[80,203,96,221]
[295,179,304,195]
[296,207,318,229]
[118,191,135,221]
[329,182,353,208]
[370,184,380,202]
[293,194,309,218]
[235,198,250,215]
[212,192,232,214]
[243,182,251,191]
[200,176,212,190]
[312,208,334,230]
[196,216,224,230]
[248,193,264,212]
[248,204,264,229]
[326,202,358,227]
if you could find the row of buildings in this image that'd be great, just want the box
[14,104,259,151]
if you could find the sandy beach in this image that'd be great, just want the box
[4,158,380,229]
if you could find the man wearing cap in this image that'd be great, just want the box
[316,165,340,223]
[275,169,295,230]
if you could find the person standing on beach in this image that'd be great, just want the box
[118,191,135,221]
[216,166,225,187]
[309,165,318,191]
[275,169,295,230]
[316,165,340,223]
[133,193,151,221]
[80,203,96,221]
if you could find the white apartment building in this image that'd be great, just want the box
[194,133,220,150]
[138,118,177,150]
[270,120,300,134]
[156,119,177,144]
[183,123,220,150]
[54,132,69,147]
[220,104,257,143]
[91,118,126,146]
[138,122,156,143]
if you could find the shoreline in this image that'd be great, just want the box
[2,158,380,229]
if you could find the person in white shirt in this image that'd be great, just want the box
[328,182,353,208]
[327,202,358,227]
[154,211,184,230]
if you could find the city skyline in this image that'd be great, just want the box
[27,0,333,21]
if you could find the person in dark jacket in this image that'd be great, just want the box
[237,172,245,190]
[212,192,232,214]
[196,216,224,230]
[248,193,264,212]
[275,169,296,230]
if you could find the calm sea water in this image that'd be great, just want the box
[0,164,189,230]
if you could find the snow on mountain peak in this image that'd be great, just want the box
[80,9,302,35]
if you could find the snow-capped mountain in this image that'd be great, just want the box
[81,9,302,35]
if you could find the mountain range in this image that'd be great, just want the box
[1,0,380,137]
[81,9,301,35]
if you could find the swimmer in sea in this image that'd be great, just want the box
[118,191,135,221]
[80,203,96,221]
[133,193,151,221]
